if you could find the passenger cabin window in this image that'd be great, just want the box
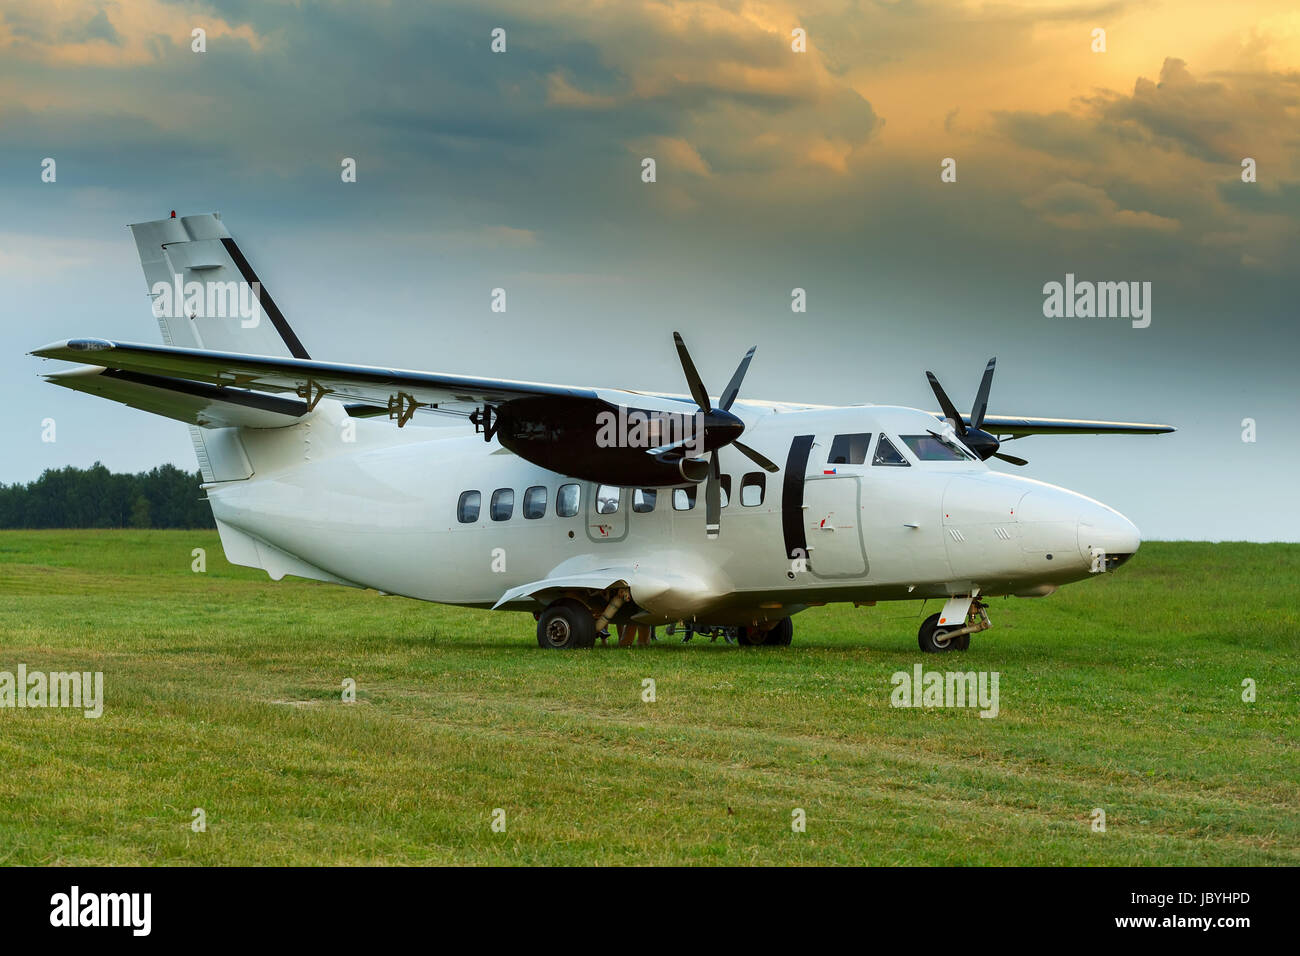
[596,485,620,515]
[900,434,975,461]
[556,483,580,517]
[828,432,871,465]
[673,487,697,511]
[523,486,547,519]
[740,472,765,506]
[633,489,657,513]
[719,475,732,508]
[457,490,481,523]
[873,435,910,467]
[490,488,514,521]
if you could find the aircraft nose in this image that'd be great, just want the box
[1077,500,1141,570]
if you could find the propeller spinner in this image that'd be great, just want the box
[660,332,779,538]
[926,357,1029,467]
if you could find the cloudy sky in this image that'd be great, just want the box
[1,0,1296,540]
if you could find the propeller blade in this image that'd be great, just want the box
[705,453,721,538]
[970,357,996,431]
[926,371,966,435]
[718,346,756,411]
[733,440,779,473]
[672,331,711,412]
[993,451,1029,466]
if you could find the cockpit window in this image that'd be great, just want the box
[828,432,871,465]
[872,434,909,467]
[900,434,975,461]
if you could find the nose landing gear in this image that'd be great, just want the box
[918,599,990,653]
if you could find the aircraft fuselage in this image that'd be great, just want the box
[206,401,1141,626]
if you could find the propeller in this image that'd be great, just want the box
[666,332,778,538]
[925,357,1028,467]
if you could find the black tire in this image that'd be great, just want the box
[765,618,793,646]
[917,612,969,653]
[737,618,793,647]
[536,599,597,649]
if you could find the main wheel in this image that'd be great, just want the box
[737,618,793,646]
[765,618,793,646]
[536,599,597,649]
[917,612,970,653]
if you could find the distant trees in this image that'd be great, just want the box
[0,463,214,529]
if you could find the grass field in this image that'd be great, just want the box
[0,529,1295,866]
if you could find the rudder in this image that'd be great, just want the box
[129,213,310,359]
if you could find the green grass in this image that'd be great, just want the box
[0,530,1295,865]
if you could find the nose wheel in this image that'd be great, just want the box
[918,613,969,652]
[917,601,988,653]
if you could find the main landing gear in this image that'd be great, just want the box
[536,595,796,649]
[536,599,597,649]
[736,618,793,646]
[917,599,990,653]
[669,619,794,646]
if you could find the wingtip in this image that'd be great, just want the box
[30,340,69,358]
[32,337,115,358]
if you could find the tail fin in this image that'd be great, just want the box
[127,213,311,483]
[128,213,310,359]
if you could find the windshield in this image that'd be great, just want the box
[899,433,976,461]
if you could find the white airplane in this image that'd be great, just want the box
[32,214,1173,651]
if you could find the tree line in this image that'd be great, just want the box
[0,463,215,529]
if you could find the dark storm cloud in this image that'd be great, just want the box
[992,110,1114,163]
[1218,179,1300,216]
[1095,58,1300,163]
[996,60,1300,168]
[79,9,121,45]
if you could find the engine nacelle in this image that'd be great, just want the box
[494,397,710,487]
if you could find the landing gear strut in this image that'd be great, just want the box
[667,622,735,644]
[917,600,989,653]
